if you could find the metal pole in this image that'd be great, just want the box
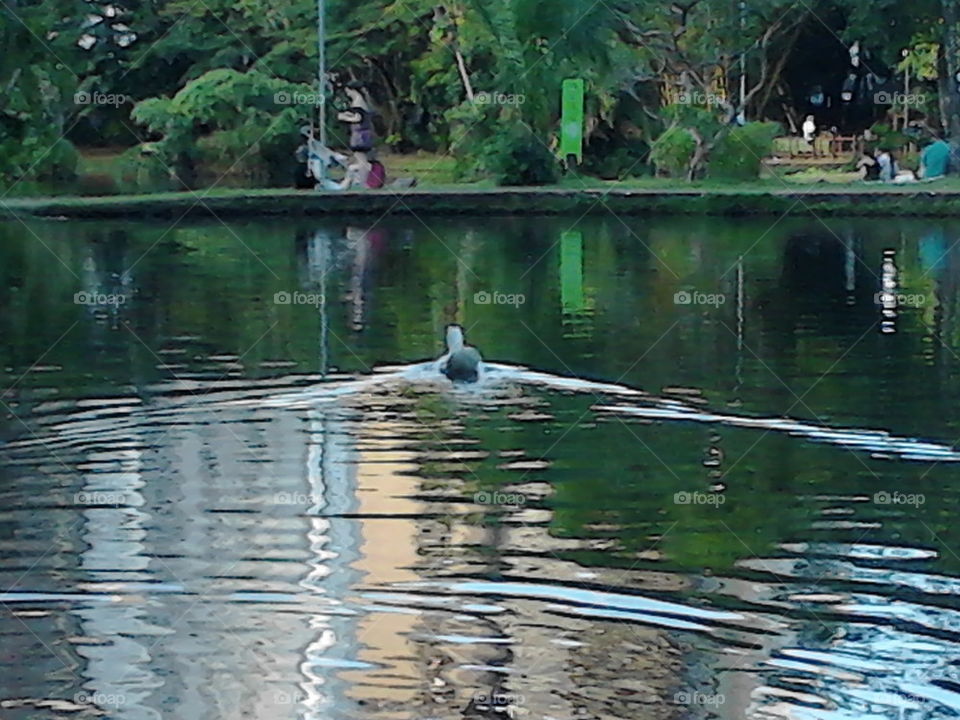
[903,54,910,132]
[739,1,746,122]
[317,0,327,187]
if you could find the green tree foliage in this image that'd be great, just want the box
[131,69,308,184]
[483,122,560,185]
[650,125,697,178]
[710,122,781,179]
[0,0,86,186]
[5,0,960,186]
[617,0,813,178]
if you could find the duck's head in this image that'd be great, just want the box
[445,324,465,352]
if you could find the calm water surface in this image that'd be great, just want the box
[3,214,960,719]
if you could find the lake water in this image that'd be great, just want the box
[3,214,960,719]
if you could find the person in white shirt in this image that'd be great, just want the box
[876,149,896,182]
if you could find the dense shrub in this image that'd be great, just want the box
[484,123,560,186]
[582,136,651,179]
[870,123,909,152]
[1,134,79,184]
[132,68,306,185]
[115,146,175,190]
[710,122,780,179]
[650,126,696,178]
[444,100,498,181]
[40,138,79,180]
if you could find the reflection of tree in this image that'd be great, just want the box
[7,214,960,579]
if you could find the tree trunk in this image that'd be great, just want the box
[439,4,474,102]
[942,0,960,143]
[687,128,708,181]
[368,58,402,139]
[756,22,805,119]
[455,48,474,102]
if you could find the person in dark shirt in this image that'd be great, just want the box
[337,82,375,153]
[857,148,880,182]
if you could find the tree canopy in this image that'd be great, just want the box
[2,0,959,187]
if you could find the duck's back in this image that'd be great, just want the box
[443,347,481,382]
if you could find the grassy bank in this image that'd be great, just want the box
[6,180,960,220]
[7,146,960,219]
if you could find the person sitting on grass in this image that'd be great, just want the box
[297,126,371,190]
[857,148,880,182]
[920,134,951,180]
[876,146,897,182]
[315,145,371,190]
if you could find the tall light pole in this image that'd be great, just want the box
[738,1,746,124]
[902,48,910,132]
[316,0,327,187]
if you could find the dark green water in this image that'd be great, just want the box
[3,214,960,719]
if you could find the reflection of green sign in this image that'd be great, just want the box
[560,229,584,313]
[560,78,584,163]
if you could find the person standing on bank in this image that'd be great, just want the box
[327,81,375,189]
[802,115,817,157]
[338,82,375,156]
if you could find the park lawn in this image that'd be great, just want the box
[379,151,459,186]
[68,146,946,193]
[66,147,862,192]
[7,149,960,217]
[8,175,960,223]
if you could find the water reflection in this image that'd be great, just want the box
[4,216,960,719]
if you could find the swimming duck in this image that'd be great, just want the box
[440,324,482,382]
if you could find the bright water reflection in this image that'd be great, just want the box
[3,215,960,719]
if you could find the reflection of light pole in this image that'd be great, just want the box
[316,0,327,187]
[735,257,744,391]
[306,230,331,375]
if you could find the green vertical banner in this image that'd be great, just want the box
[560,229,585,314]
[560,78,584,164]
